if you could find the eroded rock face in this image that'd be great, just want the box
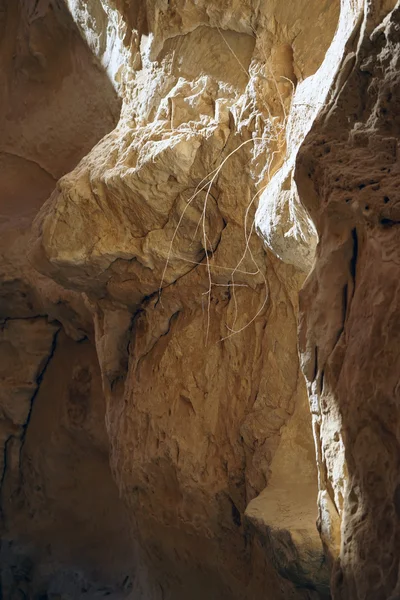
[26,0,341,598]
[1,332,135,599]
[5,0,400,598]
[0,1,134,598]
[295,2,400,598]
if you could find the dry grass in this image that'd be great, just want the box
[158,27,295,344]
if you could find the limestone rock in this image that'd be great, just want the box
[295,2,400,597]
[253,0,400,598]
[0,1,134,598]
[27,0,342,596]
[0,332,136,600]
[20,0,341,596]
[6,0,399,598]
[245,391,330,597]
[0,318,58,486]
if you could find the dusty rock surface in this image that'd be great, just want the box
[258,0,400,598]
[294,2,400,598]
[27,0,339,597]
[3,0,400,599]
[0,1,133,598]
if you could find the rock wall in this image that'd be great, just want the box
[258,0,400,598]
[26,0,339,597]
[2,0,399,599]
[0,1,134,597]
[296,2,400,598]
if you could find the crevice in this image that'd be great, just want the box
[18,328,60,471]
[380,217,400,227]
[155,216,228,304]
[313,346,319,381]
[349,227,358,283]
[0,434,15,515]
[0,315,49,334]
[319,369,325,395]
[342,282,348,322]
[135,310,181,376]
[230,500,242,527]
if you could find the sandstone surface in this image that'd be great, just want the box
[1,0,399,599]
[258,0,400,598]
[295,3,400,598]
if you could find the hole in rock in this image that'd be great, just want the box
[231,502,242,527]
[381,217,399,227]
[350,228,358,280]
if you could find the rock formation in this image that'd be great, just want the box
[296,3,400,598]
[258,0,400,598]
[1,0,399,598]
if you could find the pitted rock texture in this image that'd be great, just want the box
[4,0,399,599]
[294,2,400,598]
